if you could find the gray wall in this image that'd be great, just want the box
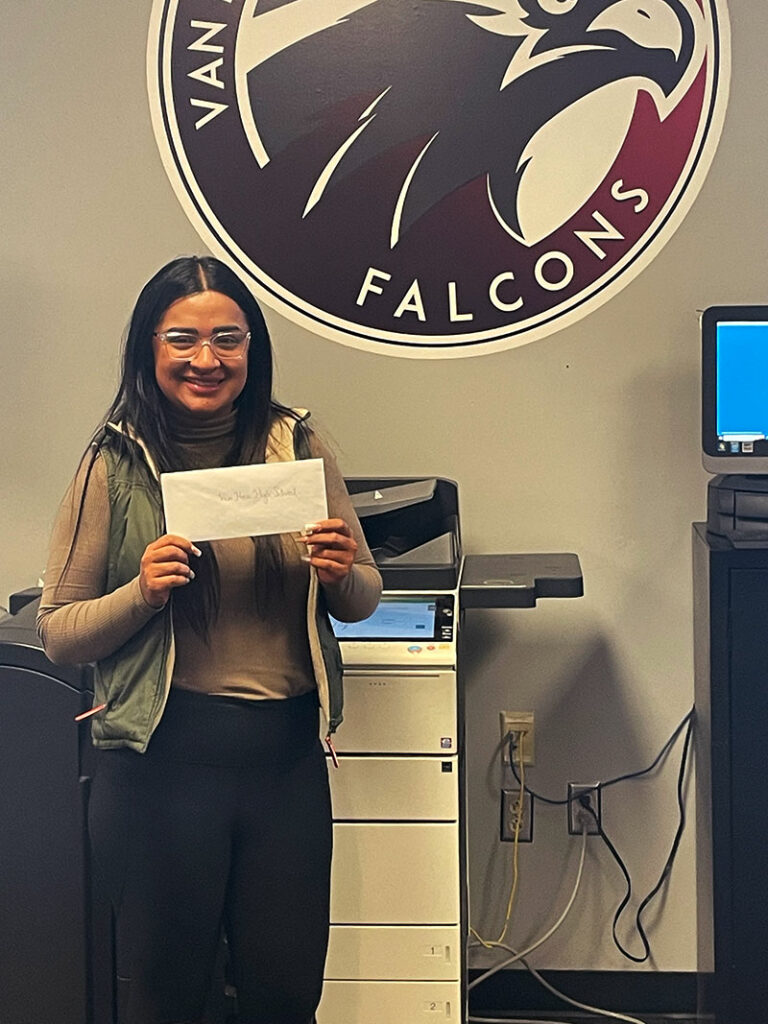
[2,0,763,974]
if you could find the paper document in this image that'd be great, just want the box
[160,459,328,542]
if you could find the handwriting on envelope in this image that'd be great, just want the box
[160,459,328,542]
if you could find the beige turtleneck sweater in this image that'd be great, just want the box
[37,409,381,701]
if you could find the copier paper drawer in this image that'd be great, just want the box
[325,924,461,980]
[318,980,461,1023]
[329,756,458,821]
[330,823,460,924]
[332,670,457,754]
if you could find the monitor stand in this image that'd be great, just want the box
[707,474,768,545]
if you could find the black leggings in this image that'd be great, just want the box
[88,688,332,1024]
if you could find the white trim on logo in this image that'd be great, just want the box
[148,0,730,359]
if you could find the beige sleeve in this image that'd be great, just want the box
[309,432,383,622]
[36,452,160,665]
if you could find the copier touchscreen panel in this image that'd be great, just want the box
[330,595,456,666]
[331,598,433,639]
[330,595,453,642]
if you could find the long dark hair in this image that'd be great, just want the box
[106,256,278,470]
[72,256,311,636]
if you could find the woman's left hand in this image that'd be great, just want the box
[298,518,358,585]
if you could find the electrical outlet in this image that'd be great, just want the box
[567,783,601,835]
[500,711,535,764]
[500,788,533,842]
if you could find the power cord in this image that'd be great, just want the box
[507,708,694,808]
[505,707,695,963]
[511,954,650,1024]
[468,712,694,1021]
[579,710,695,962]
[468,824,606,1024]
[468,819,648,1022]
[469,940,651,1024]
[469,821,588,986]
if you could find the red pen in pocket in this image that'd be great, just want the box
[74,702,107,722]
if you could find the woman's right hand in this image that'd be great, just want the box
[139,534,201,609]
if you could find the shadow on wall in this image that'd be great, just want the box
[462,620,661,946]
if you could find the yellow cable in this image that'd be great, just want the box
[496,732,525,944]
[470,729,527,949]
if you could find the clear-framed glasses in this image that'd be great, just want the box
[153,329,251,361]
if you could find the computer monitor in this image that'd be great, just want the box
[702,306,768,475]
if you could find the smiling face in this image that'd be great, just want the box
[152,290,249,418]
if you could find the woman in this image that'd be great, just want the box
[37,256,382,1024]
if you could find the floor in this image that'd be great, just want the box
[467,1016,709,1023]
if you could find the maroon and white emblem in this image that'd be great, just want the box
[148,0,730,357]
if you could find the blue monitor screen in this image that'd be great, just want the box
[716,322,768,442]
[702,306,768,473]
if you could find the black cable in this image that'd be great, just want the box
[598,709,694,795]
[504,708,695,962]
[507,707,694,810]
[633,709,694,938]
[507,738,573,805]
[581,803,649,962]
[577,710,695,962]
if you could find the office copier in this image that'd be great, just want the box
[318,478,582,1024]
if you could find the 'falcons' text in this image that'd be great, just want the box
[356,180,650,322]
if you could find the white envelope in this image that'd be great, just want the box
[160,459,328,542]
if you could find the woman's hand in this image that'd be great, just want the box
[139,534,201,609]
[299,519,357,586]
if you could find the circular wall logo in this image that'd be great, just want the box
[148,0,729,358]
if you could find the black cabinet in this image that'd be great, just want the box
[693,524,768,1024]
[0,600,114,1024]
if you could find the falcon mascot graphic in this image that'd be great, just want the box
[236,0,704,250]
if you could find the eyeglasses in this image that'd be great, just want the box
[153,329,251,361]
